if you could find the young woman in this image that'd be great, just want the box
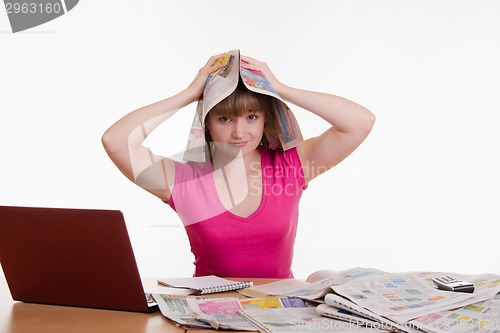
[102,52,375,278]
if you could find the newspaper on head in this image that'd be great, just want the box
[182,49,303,162]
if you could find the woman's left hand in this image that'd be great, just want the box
[240,55,284,93]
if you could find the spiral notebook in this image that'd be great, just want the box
[157,275,253,295]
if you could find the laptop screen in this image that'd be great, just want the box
[0,205,154,312]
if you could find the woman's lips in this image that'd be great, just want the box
[230,141,248,147]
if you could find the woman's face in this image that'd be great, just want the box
[205,109,265,158]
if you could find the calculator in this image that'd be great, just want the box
[432,275,475,293]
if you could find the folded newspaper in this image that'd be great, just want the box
[182,49,303,162]
[152,294,316,331]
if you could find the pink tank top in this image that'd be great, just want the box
[166,147,306,278]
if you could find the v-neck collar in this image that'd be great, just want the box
[209,147,267,222]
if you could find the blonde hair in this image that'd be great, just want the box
[205,80,280,151]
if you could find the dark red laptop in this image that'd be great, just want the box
[0,205,157,312]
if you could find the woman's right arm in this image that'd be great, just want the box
[101,54,226,201]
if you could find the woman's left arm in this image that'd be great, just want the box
[241,55,375,183]
[279,85,375,183]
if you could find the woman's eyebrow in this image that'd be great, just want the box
[245,108,264,114]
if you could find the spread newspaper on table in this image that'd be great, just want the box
[152,268,500,333]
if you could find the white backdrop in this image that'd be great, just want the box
[1,0,499,279]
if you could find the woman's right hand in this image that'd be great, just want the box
[185,53,228,102]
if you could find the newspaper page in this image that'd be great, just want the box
[240,306,389,333]
[185,296,256,330]
[152,294,212,329]
[240,55,302,150]
[240,267,388,300]
[184,296,309,331]
[321,294,410,332]
[202,50,239,118]
[409,296,500,333]
[182,51,238,162]
[332,271,500,324]
[239,296,308,310]
[182,100,207,162]
[316,304,394,331]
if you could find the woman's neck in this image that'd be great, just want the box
[211,147,263,217]
[212,147,261,175]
